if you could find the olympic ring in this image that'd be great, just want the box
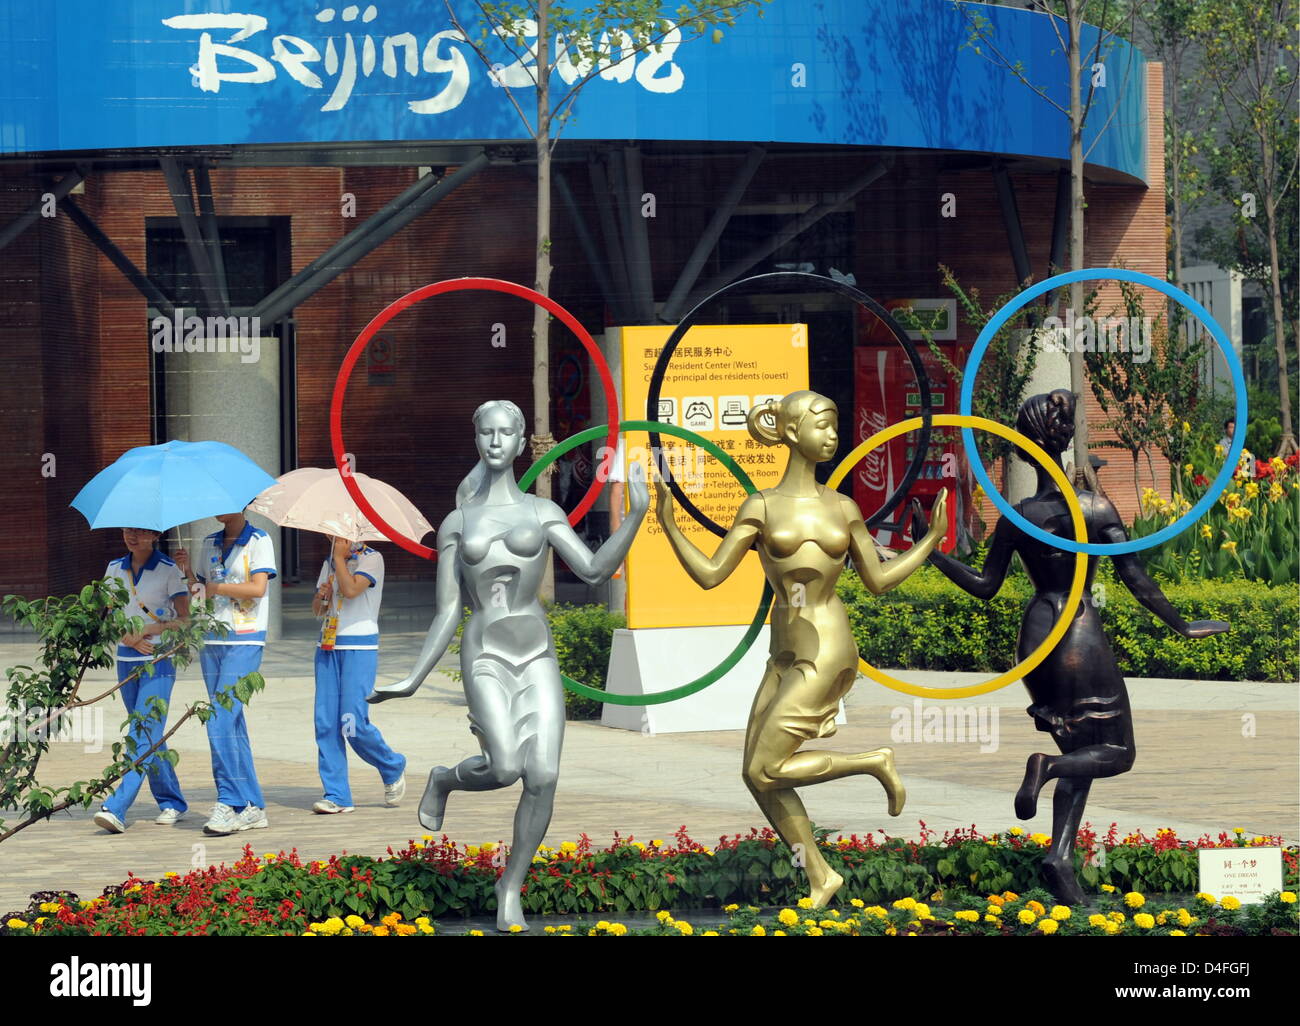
[828,414,1087,699]
[960,268,1247,555]
[521,420,773,706]
[329,278,620,560]
[646,271,933,537]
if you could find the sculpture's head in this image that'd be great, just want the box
[1015,389,1075,462]
[472,399,527,471]
[747,390,839,464]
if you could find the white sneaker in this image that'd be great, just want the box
[93,809,125,834]
[203,802,239,835]
[313,799,354,815]
[154,808,186,825]
[234,805,269,831]
[383,774,406,807]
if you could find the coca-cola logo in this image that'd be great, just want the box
[858,406,887,490]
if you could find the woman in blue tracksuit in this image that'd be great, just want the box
[93,527,190,833]
[310,535,406,813]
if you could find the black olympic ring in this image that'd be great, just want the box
[646,271,934,537]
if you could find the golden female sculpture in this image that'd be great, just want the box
[655,390,949,905]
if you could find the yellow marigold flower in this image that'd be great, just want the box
[675,921,693,936]
[1038,919,1059,935]
[1100,884,1116,893]
[1220,896,1241,910]
[722,904,739,913]
[415,917,430,927]
[655,910,672,923]
[1176,908,1193,927]
[1170,930,1187,936]
[544,926,556,934]
[418,924,435,935]
[556,925,572,932]
[849,898,864,908]
[1102,920,1120,935]
[1089,914,1107,928]
[1017,909,1037,926]
[1196,892,1216,904]
[1050,906,1071,921]
[1157,911,1168,925]
[1009,827,1024,836]
[38,902,61,913]
[479,841,495,853]
[1124,892,1145,909]
[798,897,815,910]
[302,931,316,936]
[865,906,888,919]
[1109,911,1126,923]
[468,929,483,936]
[751,925,766,936]
[559,841,578,853]
[1281,892,1297,904]
[465,845,479,857]
[986,905,1003,916]
[808,926,825,936]
[955,910,980,923]
[1134,913,1155,929]
[778,909,800,927]
[891,897,916,911]
[7,918,28,929]
[703,930,719,936]
[803,919,817,927]
[914,903,932,919]
[984,915,999,923]
[1028,833,1050,846]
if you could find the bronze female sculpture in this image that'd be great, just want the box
[368,399,649,931]
[919,389,1228,904]
[655,390,949,906]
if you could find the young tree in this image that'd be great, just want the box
[954,0,1140,488]
[1189,0,1299,456]
[444,0,767,598]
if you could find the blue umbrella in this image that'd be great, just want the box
[71,440,278,532]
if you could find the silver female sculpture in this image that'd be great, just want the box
[368,400,648,932]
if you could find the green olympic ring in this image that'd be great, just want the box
[520,419,773,706]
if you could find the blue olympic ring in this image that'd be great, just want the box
[959,268,1247,555]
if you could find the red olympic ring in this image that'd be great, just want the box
[329,278,620,560]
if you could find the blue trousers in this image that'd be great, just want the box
[199,644,265,810]
[102,659,187,819]
[314,647,406,807]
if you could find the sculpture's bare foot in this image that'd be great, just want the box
[872,746,906,817]
[494,877,529,933]
[808,868,844,908]
[417,766,450,832]
[1041,855,1087,907]
[1015,753,1050,820]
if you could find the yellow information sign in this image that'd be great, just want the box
[619,324,809,629]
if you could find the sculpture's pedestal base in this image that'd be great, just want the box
[600,625,847,735]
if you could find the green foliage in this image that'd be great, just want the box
[447,603,625,719]
[836,565,1298,682]
[0,579,264,842]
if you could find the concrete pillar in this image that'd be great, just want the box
[592,328,626,617]
[1007,328,1072,503]
[160,309,283,640]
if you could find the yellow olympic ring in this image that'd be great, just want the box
[827,414,1087,700]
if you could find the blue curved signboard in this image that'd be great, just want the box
[0,0,1147,181]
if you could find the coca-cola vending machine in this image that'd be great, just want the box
[853,301,964,552]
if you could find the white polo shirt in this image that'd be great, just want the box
[315,546,383,650]
[104,550,189,663]
[196,522,277,645]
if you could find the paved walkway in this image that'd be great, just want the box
[2,584,1296,911]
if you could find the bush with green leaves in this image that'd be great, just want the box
[837,565,1297,683]
[1,578,264,843]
